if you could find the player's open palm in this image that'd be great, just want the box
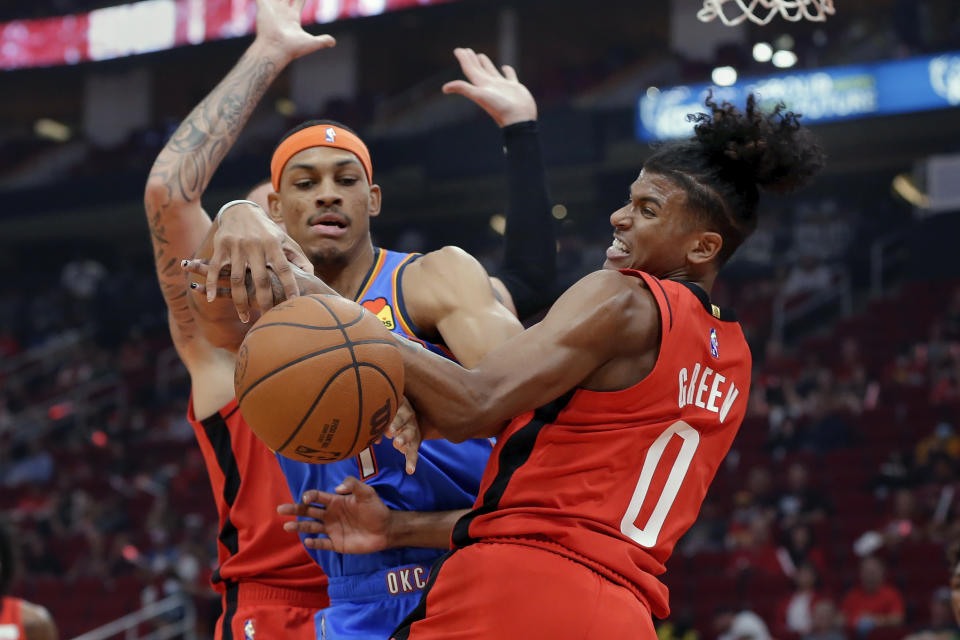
[443,48,537,127]
[278,477,392,554]
[255,0,336,61]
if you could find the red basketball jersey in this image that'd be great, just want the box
[187,397,328,600]
[0,597,24,639]
[452,271,752,619]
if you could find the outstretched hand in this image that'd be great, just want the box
[278,477,393,554]
[443,47,537,127]
[255,0,336,61]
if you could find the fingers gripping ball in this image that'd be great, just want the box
[235,294,404,463]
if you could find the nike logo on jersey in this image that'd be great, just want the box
[677,362,740,423]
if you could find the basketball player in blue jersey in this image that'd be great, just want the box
[180,45,555,640]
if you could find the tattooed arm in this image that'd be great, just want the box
[143,0,334,418]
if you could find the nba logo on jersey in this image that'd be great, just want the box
[325,127,337,143]
[243,619,255,640]
[709,328,719,358]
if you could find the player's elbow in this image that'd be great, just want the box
[144,176,165,206]
[144,174,191,211]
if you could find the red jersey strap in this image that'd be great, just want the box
[0,596,24,632]
[187,395,239,424]
[619,269,674,338]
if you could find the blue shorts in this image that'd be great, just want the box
[316,563,432,640]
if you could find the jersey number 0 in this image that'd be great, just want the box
[620,421,700,548]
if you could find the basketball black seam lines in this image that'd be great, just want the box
[311,295,366,457]
[276,362,358,454]
[237,339,395,404]
[357,361,400,412]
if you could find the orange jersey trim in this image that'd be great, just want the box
[354,249,386,302]
[391,253,420,337]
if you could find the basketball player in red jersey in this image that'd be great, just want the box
[353,96,825,638]
[0,525,58,640]
[143,1,334,637]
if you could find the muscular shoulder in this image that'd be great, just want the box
[400,245,497,332]
[407,246,487,290]
[554,270,660,353]
[568,270,658,327]
[20,600,57,640]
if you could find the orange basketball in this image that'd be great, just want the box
[234,294,404,464]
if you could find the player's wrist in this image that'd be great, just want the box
[249,36,297,66]
[502,120,538,136]
[215,200,268,227]
[382,508,406,550]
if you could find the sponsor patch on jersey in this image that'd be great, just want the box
[325,127,337,143]
[362,297,396,330]
[709,328,719,358]
[244,619,255,640]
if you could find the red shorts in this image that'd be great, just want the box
[215,582,325,640]
[392,541,656,640]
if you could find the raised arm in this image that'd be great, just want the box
[143,0,334,355]
[441,48,556,319]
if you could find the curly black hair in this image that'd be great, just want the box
[644,93,826,264]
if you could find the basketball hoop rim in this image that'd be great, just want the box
[697,0,836,26]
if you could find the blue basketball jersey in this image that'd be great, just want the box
[277,248,492,579]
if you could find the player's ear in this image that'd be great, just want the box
[267,192,284,224]
[688,231,722,265]
[368,184,382,218]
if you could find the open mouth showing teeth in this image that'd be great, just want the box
[315,221,345,228]
[611,237,628,253]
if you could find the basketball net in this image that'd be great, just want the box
[697,0,836,26]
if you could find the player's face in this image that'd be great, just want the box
[603,171,702,276]
[270,146,381,269]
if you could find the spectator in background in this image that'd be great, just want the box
[778,463,831,529]
[778,562,831,636]
[4,440,53,488]
[656,609,700,640]
[871,448,914,496]
[905,587,960,640]
[879,487,927,547]
[714,605,773,640]
[778,524,829,580]
[840,556,905,636]
[728,513,781,577]
[917,422,960,468]
[920,453,959,542]
[950,539,960,627]
[678,498,728,556]
[803,600,847,640]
